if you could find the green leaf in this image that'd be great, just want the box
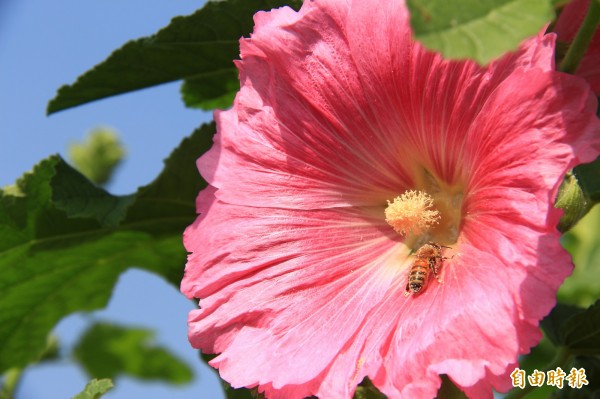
[406,0,554,64]
[181,69,239,110]
[47,0,302,114]
[540,300,600,354]
[353,378,389,399]
[552,356,600,399]
[541,303,585,346]
[436,375,468,399]
[73,322,193,384]
[560,300,600,355]
[0,123,214,373]
[573,156,600,204]
[68,128,126,186]
[71,379,114,399]
[224,387,263,399]
[51,160,135,228]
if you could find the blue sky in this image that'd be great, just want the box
[0,0,226,398]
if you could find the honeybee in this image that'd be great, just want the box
[404,242,450,296]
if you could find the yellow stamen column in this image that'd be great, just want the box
[384,190,440,236]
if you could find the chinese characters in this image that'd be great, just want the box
[511,367,589,389]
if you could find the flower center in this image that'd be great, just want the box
[385,190,440,236]
[384,170,463,246]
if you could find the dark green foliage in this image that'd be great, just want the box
[181,69,240,110]
[551,356,600,399]
[0,124,214,373]
[354,378,389,399]
[539,302,600,399]
[560,300,600,355]
[47,0,302,114]
[74,322,193,384]
[541,300,600,354]
[541,303,586,347]
[574,156,600,204]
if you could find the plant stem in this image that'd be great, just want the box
[504,347,572,399]
[559,0,600,73]
[0,368,23,399]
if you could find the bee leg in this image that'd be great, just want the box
[404,283,411,297]
[432,262,443,283]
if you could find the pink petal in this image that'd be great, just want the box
[184,199,406,398]
[182,0,600,398]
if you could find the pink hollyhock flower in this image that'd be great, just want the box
[182,0,600,398]
[553,0,600,94]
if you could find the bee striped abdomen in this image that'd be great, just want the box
[404,242,449,296]
[408,259,429,292]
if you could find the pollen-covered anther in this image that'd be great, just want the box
[384,190,440,236]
